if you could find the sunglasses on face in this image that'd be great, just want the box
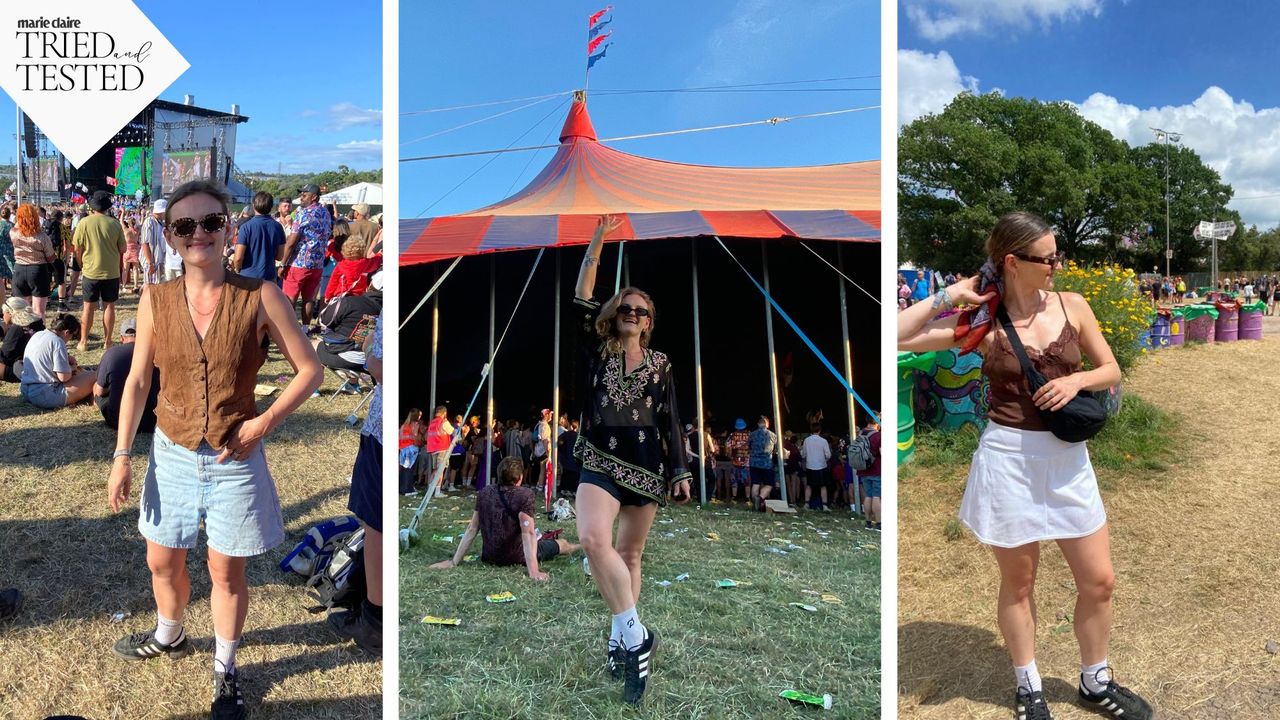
[616,304,652,318]
[170,213,228,238]
[1013,251,1066,267]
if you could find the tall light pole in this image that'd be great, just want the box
[1151,127,1182,280]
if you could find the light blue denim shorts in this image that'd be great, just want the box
[20,382,66,409]
[138,426,286,557]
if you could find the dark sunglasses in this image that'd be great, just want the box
[616,304,652,318]
[170,213,228,238]
[1013,251,1065,267]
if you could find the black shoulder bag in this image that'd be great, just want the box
[996,304,1107,443]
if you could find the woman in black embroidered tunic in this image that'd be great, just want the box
[573,215,691,706]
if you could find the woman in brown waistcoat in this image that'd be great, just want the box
[898,212,1152,720]
[106,180,323,719]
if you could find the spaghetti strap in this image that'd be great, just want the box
[1057,291,1069,322]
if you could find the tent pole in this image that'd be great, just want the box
[838,244,859,512]
[485,255,496,490]
[429,265,440,414]
[615,241,624,295]
[551,252,562,505]
[691,240,708,506]
[761,241,787,506]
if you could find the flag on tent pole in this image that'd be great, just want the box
[588,6,612,27]
[586,6,614,77]
[105,176,117,187]
[587,43,611,70]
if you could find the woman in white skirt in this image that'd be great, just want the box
[898,212,1152,720]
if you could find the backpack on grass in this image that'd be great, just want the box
[279,515,361,577]
[306,527,366,614]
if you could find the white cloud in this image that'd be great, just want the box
[302,102,383,131]
[897,49,980,126]
[905,0,1103,41]
[1075,87,1280,227]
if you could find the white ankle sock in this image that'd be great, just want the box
[154,613,183,646]
[608,616,622,649]
[1014,659,1042,693]
[614,607,646,650]
[1081,660,1110,694]
[214,634,240,674]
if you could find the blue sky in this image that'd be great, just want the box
[400,0,880,218]
[899,0,1280,227]
[0,0,382,173]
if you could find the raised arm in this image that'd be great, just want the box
[216,282,323,463]
[575,215,623,301]
[898,275,996,353]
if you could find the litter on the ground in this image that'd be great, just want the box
[717,578,738,588]
[422,615,461,626]
[779,689,833,710]
[654,580,672,587]
[253,384,277,396]
[485,592,516,604]
[789,603,818,612]
[675,573,690,581]
[705,532,721,541]
[765,547,789,555]
[431,534,454,543]
[110,610,131,623]
[820,593,842,605]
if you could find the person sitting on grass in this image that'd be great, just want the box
[19,313,94,409]
[94,318,160,432]
[429,456,582,581]
[2,297,44,383]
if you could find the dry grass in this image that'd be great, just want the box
[400,494,881,719]
[0,292,380,719]
[899,330,1280,719]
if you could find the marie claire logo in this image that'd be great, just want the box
[16,16,153,91]
[0,2,188,167]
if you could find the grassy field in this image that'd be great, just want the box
[0,292,381,719]
[400,491,881,719]
[899,338,1280,719]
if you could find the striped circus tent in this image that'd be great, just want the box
[400,98,880,265]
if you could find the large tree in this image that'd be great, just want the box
[899,93,1165,271]
[1127,143,1239,273]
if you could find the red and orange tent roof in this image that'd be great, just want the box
[400,99,880,266]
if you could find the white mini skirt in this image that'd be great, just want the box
[958,421,1106,548]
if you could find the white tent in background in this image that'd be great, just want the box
[320,182,383,206]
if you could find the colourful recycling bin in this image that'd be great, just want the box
[1148,311,1172,349]
[1239,300,1265,340]
[1215,300,1241,342]
[1168,307,1185,346]
[1183,305,1218,343]
[897,351,938,465]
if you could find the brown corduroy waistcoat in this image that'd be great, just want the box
[150,273,267,451]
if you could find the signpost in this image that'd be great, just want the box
[1193,220,1237,288]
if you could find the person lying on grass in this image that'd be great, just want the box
[429,456,581,581]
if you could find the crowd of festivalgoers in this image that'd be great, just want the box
[399,405,883,527]
[0,185,384,418]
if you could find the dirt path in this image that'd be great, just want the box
[899,337,1280,719]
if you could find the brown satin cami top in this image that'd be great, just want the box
[149,272,267,450]
[982,293,1082,431]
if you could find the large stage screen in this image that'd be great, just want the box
[113,147,152,196]
[161,150,211,194]
[34,157,59,193]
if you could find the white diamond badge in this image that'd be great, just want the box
[0,2,189,168]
